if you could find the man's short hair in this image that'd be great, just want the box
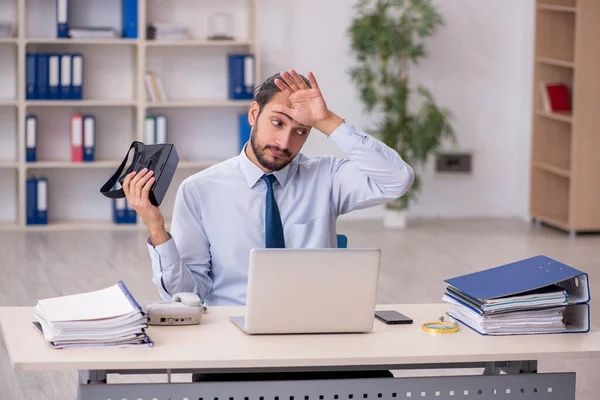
[253,72,311,116]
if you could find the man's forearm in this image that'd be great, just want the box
[329,119,415,215]
[149,223,170,247]
[314,111,344,137]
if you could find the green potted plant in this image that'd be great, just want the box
[348,0,456,228]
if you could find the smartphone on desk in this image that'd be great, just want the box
[375,310,413,325]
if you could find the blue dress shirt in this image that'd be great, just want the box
[146,120,414,306]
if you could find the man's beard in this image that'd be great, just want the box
[250,126,292,172]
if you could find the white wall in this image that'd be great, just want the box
[258,0,536,220]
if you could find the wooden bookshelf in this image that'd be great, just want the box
[530,0,600,235]
[0,0,260,230]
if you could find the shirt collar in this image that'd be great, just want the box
[239,143,298,189]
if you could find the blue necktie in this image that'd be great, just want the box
[261,174,285,248]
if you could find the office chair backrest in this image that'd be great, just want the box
[337,234,348,248]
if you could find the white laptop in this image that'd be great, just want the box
[229,248,381,335]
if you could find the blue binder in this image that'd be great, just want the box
[445,255,590,305]
[60,54,72,100]
[25,115,37,162]
[26,53,37,100]
[113,198,127,224]
[37,53,49,100]
[37,178,48,224]
[444,255,591,335]
[238,113,251,152]
[71,54,83,100]
[83,115,95,162]
[126,201,137,224]
[56,0,68,38]
[228,54,255,100]
[122,0,138,39]
[26,178,38,225]
[48,53,61,100]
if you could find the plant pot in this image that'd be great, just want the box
[383,207,407,229]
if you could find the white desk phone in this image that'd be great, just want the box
[145,292,206,326]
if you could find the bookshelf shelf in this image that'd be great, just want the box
[0,221,19,230]
[536,56,575,68]
[25,100,137,107]
[531,212,570,231]
[537,4,577,13]
[535,110,573,123]
[25,161,122,169]
[0,161,18,169]
[530,0,600,235]
[2,0,260,230]
[532,161,570,179]
[145,39,253,48]
[145,100,254,109]
[24,220,141,231]
[26,38,139,46]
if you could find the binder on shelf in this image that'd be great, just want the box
[122,0,138,39]
[113,197,127,224]
[71,114,83,162]
[239,113,251,152]
[37,178,48,225]
[145,116,156,144]
[26,178,37,225]
[444,255,591,335]
[60,54,72,100]
[56,0,68,38]
[71,53,83,100]
[26,177,49,225]
[228,53,255,100]
[155,115,167,144]
[37,53,49,100]
[25,115,37,162]
[26,53,37,100]
[83,115,95,162]
[48,54,60,100]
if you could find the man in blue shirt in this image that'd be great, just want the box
[123,69,414,306]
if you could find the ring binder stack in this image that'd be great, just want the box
[443,255,591,336]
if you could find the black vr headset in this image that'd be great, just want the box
[100,141,179,207]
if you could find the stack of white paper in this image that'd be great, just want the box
[148,22,190,41]
[68,27,118,39]
[442,284,570,335]
[33,281,153,348]
[444,295,566,335]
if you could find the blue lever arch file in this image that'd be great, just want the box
[239,113,251,152]
[445,255,590,305]
[56,0,68,38]
[26,53,37,99]
[122,0,138,38]
[444,255,591,335]
[25,115,37,162]
[37,53,49,100]
[26,178,37,225]
[228,54,255,100]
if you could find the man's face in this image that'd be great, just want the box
[248,92,311,172]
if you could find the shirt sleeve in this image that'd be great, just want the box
[327,120,415,216]
[146,179,213,302]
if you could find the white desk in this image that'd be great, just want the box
[2,303,599,400]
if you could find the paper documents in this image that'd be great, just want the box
[33,281,153,348]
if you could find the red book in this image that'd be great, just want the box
[71,114,83,162]
[544,83,571,113]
